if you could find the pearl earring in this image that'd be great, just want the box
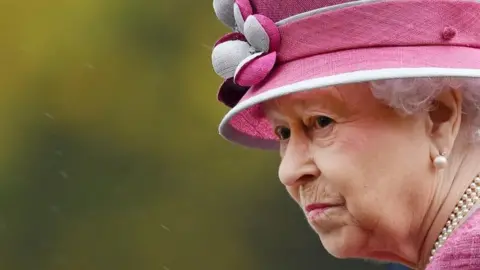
[433,152,448,169]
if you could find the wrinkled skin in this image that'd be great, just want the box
[263,82,468,267]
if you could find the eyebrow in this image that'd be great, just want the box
[268,87,347,115]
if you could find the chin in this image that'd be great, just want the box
[316,226,368,259]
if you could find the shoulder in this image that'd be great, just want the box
[427,207,480,270]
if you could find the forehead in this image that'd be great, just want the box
[263,83,373,118]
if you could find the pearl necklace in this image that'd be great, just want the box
[429,175,480,262]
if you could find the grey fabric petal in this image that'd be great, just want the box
[212,40,252,79]
[213,0,236,29]
[233,3,245,33]
[244,16,269,52]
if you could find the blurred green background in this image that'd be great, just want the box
[0,0,387,269]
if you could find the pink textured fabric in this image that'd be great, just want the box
[216,0,480,148]
[250,0,356,22]
[236,0,253,19]
[427,208,480,270]
[276,0,480,63]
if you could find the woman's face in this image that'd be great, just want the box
[263,83,437,261]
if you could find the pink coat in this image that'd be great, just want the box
[426,207,480,269]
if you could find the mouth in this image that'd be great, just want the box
[304,203,343,221]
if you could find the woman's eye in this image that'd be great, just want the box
[274,126,291,140]
[314,116,334,128]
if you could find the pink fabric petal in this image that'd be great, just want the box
[217,79,249,108]
[234,0,253,19]
[234,51,263,82]
[234,51,277,86]
[214,32,247,47]
[253,14,280,52]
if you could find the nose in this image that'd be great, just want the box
[278,135,320,187]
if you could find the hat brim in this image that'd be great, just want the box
[219,45,480,150]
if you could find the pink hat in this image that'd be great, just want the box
[211,0,480,149]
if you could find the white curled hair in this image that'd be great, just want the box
[369,77,480,141]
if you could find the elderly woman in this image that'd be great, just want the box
[210,0,480,269]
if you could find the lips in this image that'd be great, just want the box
[305,203,337,213]
[304,203,343,221]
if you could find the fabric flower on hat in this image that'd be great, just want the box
[212,0,280,108]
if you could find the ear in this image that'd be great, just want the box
[428,88,462,158]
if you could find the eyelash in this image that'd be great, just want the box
[274,115,335,141]
[313,115,335,129]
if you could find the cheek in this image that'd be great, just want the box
[314,119,432,228]
[317,121,394,189]
[333,118,430,186]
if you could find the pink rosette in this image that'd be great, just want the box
[212,0,281,107]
